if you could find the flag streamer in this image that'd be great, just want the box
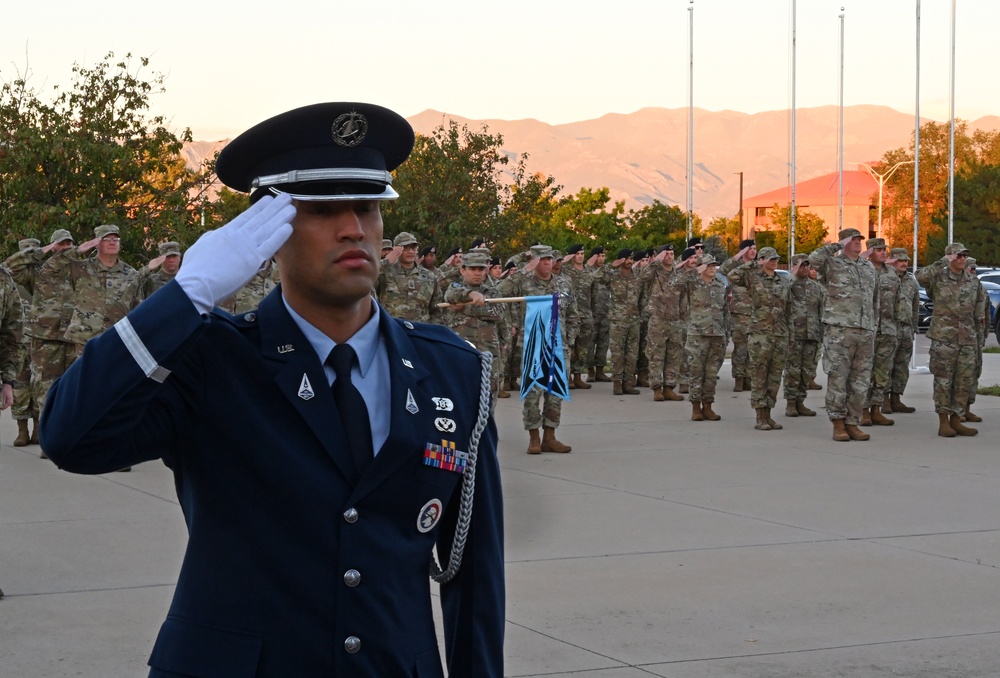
[519,294,570,401]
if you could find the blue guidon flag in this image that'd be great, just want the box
[520,294,570,401]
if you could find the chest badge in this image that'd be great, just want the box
[406,389,419,414]
[423,440,468,474]
[435,417,457,433]
[417,498,443,533]
[431,397,454,411]
[298,374,315,400]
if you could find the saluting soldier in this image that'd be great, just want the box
[861,238,899,427]
[561,244,595,390]
[684,253,730,421]
[640,244,691,402]
[587,246,612,382]
[720,238,756,392]
[7,238,38,446]
[783,254,825,418]
[600,249,643,395]
[40,102,504,676]
[130,241,184,305]
[963,257,991,423]
[376,232,443,323]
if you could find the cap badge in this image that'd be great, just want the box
[331,111,368,147]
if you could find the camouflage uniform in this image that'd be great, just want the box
[915,252,988,417]
[562,263,595,377]
[865,259,900,411]
[809,240,879,426]
[55,256,136,352]
[588,263,612,371]
[890,257,920,400]
[0,270,22,398]
[496,256,578,432]
[720,254,754,383]
[726,256,790,411]
[641,261,689,391]
[967,261,991,410]
[223,261,280,314]
[444,281,503,399]
[7,239,38,423]
[131,241,183,305]
[636,272,652,379]
[684,269,730,404]
[783,268,826,403]
[600,265,642,386]
[376,261,443,324]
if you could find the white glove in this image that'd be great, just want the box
[175,194,296,314]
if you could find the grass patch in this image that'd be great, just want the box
[983,347,1000,354]
[977,384,1000,397]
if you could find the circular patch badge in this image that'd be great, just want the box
[417,498,443,534]
[331,111,368,147]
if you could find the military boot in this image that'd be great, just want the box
[691,401,704,421]
[678,383,689,394]
[807,379,823,390]
[541,426,572,452]
[870,405,894,426]
[881,394,893,413]
[937,412,957,438]
[613,380,623,396]
[568,375,576,390]
[497,388,510,399]
[663,386,684,401]
[831,419,850,442]
[652,387,665,402]
[949,414,978,437]
[860,408,872,426]
[636,371,650,387]
[845,423,870,441]
[733,377,745,392]
[795,400,816,416]
[744,376,752,391]
[13,420,29,447]
[527,429,542,454]
[30,416,39,444]
[765,409,783,430]
[588,367,596,381]
[963,405,983,423]
[785,399,799,417]
[754,408,772,430]
[701,401,721,421]
[622,380,640,395]
[890,393,915,414]
[595,366,612,382]
[573,373,592,390]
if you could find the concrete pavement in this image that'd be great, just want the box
[2,334,999,677]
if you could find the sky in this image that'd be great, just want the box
[4,1,998,141]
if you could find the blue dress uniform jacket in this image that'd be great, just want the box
[40,281,505,678]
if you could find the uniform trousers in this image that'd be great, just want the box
[889,328,915,396]
[684,335,725,403]
[730,314,751,378]
[783,338,820,402]
[822,325,875,425]
[748,333,786,410]
[865,332,898,408]
[929,341,978,415]
[645,319,686,389]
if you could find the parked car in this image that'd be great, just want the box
[917,287,932,333]
[978,270,1000,286]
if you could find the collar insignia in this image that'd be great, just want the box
[406,389,419,414]
[298,373,315,400]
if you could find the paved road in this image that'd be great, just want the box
[2,334,999,677]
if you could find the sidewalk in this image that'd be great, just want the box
[2,334,999,677]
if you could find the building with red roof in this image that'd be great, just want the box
[741,170,879,244]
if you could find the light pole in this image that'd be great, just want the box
[734,171,744,237]
[856,160,914,236]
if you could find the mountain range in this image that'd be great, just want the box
[183,105,1000,219]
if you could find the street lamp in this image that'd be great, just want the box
[856,160,914,236]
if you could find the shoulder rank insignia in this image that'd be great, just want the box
[423,440,468,474]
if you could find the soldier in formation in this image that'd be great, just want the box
[562,244,595,390]
[861,238,899,427]
[640,244,690,402]
[783,254,825,418]
[602,249,643,395]
[887,248,920,414]
[376,232,443,323]
[587,246,612,382]
[963,257,991,423]
[684,253,729,421]
[724,239,757,392]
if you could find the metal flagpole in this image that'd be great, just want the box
[687,0,695,242]
[947,0,956,243]
[837,8,845,232]
[790,0,797,258]
[912,0,929,375]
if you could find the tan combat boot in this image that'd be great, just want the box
[870,405,894,426]
[613,380,623,396]
[785,399,799,417]
[733,377,745,392]
[831,418,850,442]
[573,373,592,390]
[845,423,870,441]
[595,366,612,382]
[701,401,721,421]
[622,379,640,395]
[497,389,510,399]
[937,412,956,438]
[795,400,816,416]
[882,394,893,413]
[663,386,684,401]
[652,387,665,402]
[807,379,823,390]
[860,408,872,426]
[754,408,771,430]
[527,429,542,454]
[963,405,983,423]
[949,414,978,437]
[588,367,596,381]
[541,426,571,452]
[678,383,689,394]
[568,375,576,390]
[890,393,915,414]
[691,401,704,421]
[765,409,783,430]
[13,420,29,447]
[636,370,650,387]
[30,416,40,444]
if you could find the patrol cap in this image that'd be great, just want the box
[966,257,977,267]
[158,241,182,257]
[681,247,697,261]
[49,229,74,244]
[215,103,414,202]
[889,248,910,261]
[698,253,718,266]
[838,227,864,240]
[381,239,393,251]
[419,245,436,257]
[589,246,605,256]
[567,244,584,255]
[393,232,418,247]
[616,248,633,260]
[530,244,553,259]
[757,247,780,260]
[462,251,490,268]
[95,224,120,239]
[945,242,970,255]
[551,250,563,260]
[19,238,40,252]
[868,237,887,249]
[790,253,809,266]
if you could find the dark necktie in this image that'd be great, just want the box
[327,344,373,476]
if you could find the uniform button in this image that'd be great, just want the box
[344,569,361,587]
[344,636,361,653]
[243,312,257,322]
[343,508,359,523]
[403,321,414,329]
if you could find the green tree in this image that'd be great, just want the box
[705,215,741,257]
[766,203,828,259]
[625,201,690,252]
[0,53,213,262]
[539,187,626,253]
[497,163,562,254]
[929,164,1000,264]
